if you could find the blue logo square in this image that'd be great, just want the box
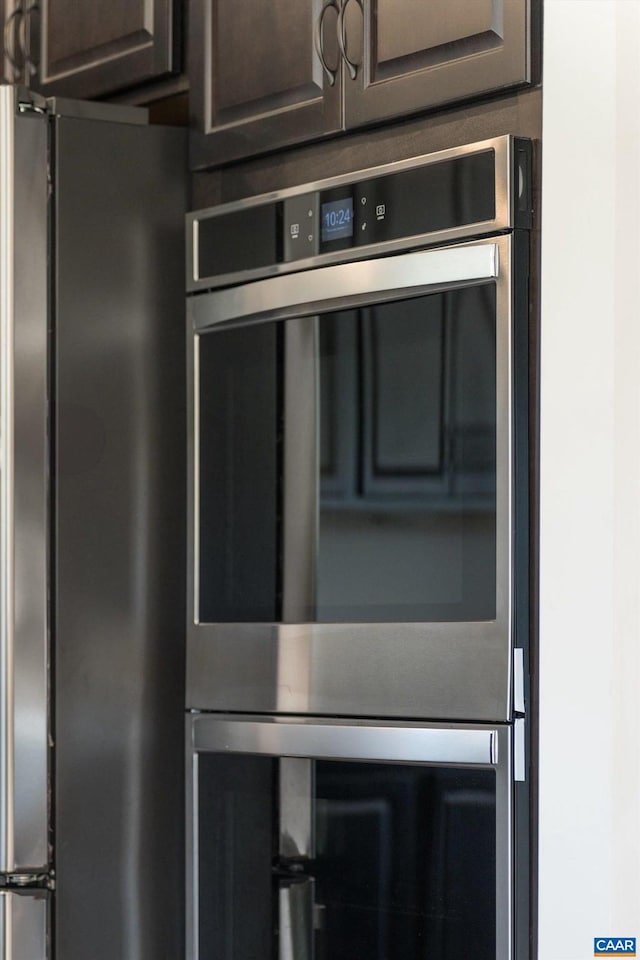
[594,938,636,956]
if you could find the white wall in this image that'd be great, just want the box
[539,2,640,956]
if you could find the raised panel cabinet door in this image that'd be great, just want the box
[190,0,342,169]
[344,0,531,129]
[33,0,177,98]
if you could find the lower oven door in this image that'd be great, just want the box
[187,715,517,960]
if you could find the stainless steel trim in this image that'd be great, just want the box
[0,85,49,873]
[192,716,500,766]
[186,718,513,960]
[282,318,319,622]
[0,82,17,877]
[513,647,525,715]
[279,758,314,860]
[191,243,498,331]
[191,217,200,283]
[0,889,48,960]
[186,721,199,960]
[495,725,513,960]
[191,333,200,624]
[514,717,526,782]
[187,135,512,291]
[187,234,514,722]
[279,878,315,960]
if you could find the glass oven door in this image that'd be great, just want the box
[188,234,528,721]
[187,715,514,960]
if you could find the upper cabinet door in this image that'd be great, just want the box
[190,0,342,169]
[32,0,178,98]
[343,0,531,129]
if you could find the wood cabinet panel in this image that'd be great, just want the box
[376,0,496,64]
[215,3,313,112]
[33,0,178,98]
[2,0,25,83]
[189,0,534,169]
[345,0,531,130]
[190,0,342,169]
[0,0,8,81]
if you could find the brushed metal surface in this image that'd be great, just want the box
[187,234,514,723]
[282,317,319,624]
[186,717,514,960]
[279,878,315,960]
[191,715,500,766]
[0,85,49,874]
[514,717,526,782]
[188,135,512,292]
[513,646,525,715]
[53,116,187,960]
[279,758,314,860]
[0,890,47,960]
[191,243,498,331]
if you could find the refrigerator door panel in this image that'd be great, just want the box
[0,86,49,874]
[0,890,47,960]
[52,110,187,960]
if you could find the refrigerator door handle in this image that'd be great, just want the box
[0,85,49,874]
[0,890,48,960]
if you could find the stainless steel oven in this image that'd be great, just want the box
[185,136,532,960]
[185,136,531,724]
[187,714,528,960]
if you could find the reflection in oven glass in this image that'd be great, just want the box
[197,754,497,960]
[316,286,497,623]
[197,285,497,624]
[313,762,496,960]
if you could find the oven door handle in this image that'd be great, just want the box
[190,242,499,333]
[192,717,500,767]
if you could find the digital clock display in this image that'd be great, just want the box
[321,198,354,242]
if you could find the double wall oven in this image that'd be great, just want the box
[185,136,532,960]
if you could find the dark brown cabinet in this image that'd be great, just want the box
[319,290,496,508]
[190,0,342,169]
[346,0,531,128]
[2,0,25,84]
[27,0,179,98]
[191,0,532,169]
[0,0,8,82]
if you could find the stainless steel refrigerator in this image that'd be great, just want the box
[0,84,186,959]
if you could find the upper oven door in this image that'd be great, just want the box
[187,233,528,721]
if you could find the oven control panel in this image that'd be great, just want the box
[191,136,532,287]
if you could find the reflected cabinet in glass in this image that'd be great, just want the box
[197,753,498,960]
[198,285,497,625]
